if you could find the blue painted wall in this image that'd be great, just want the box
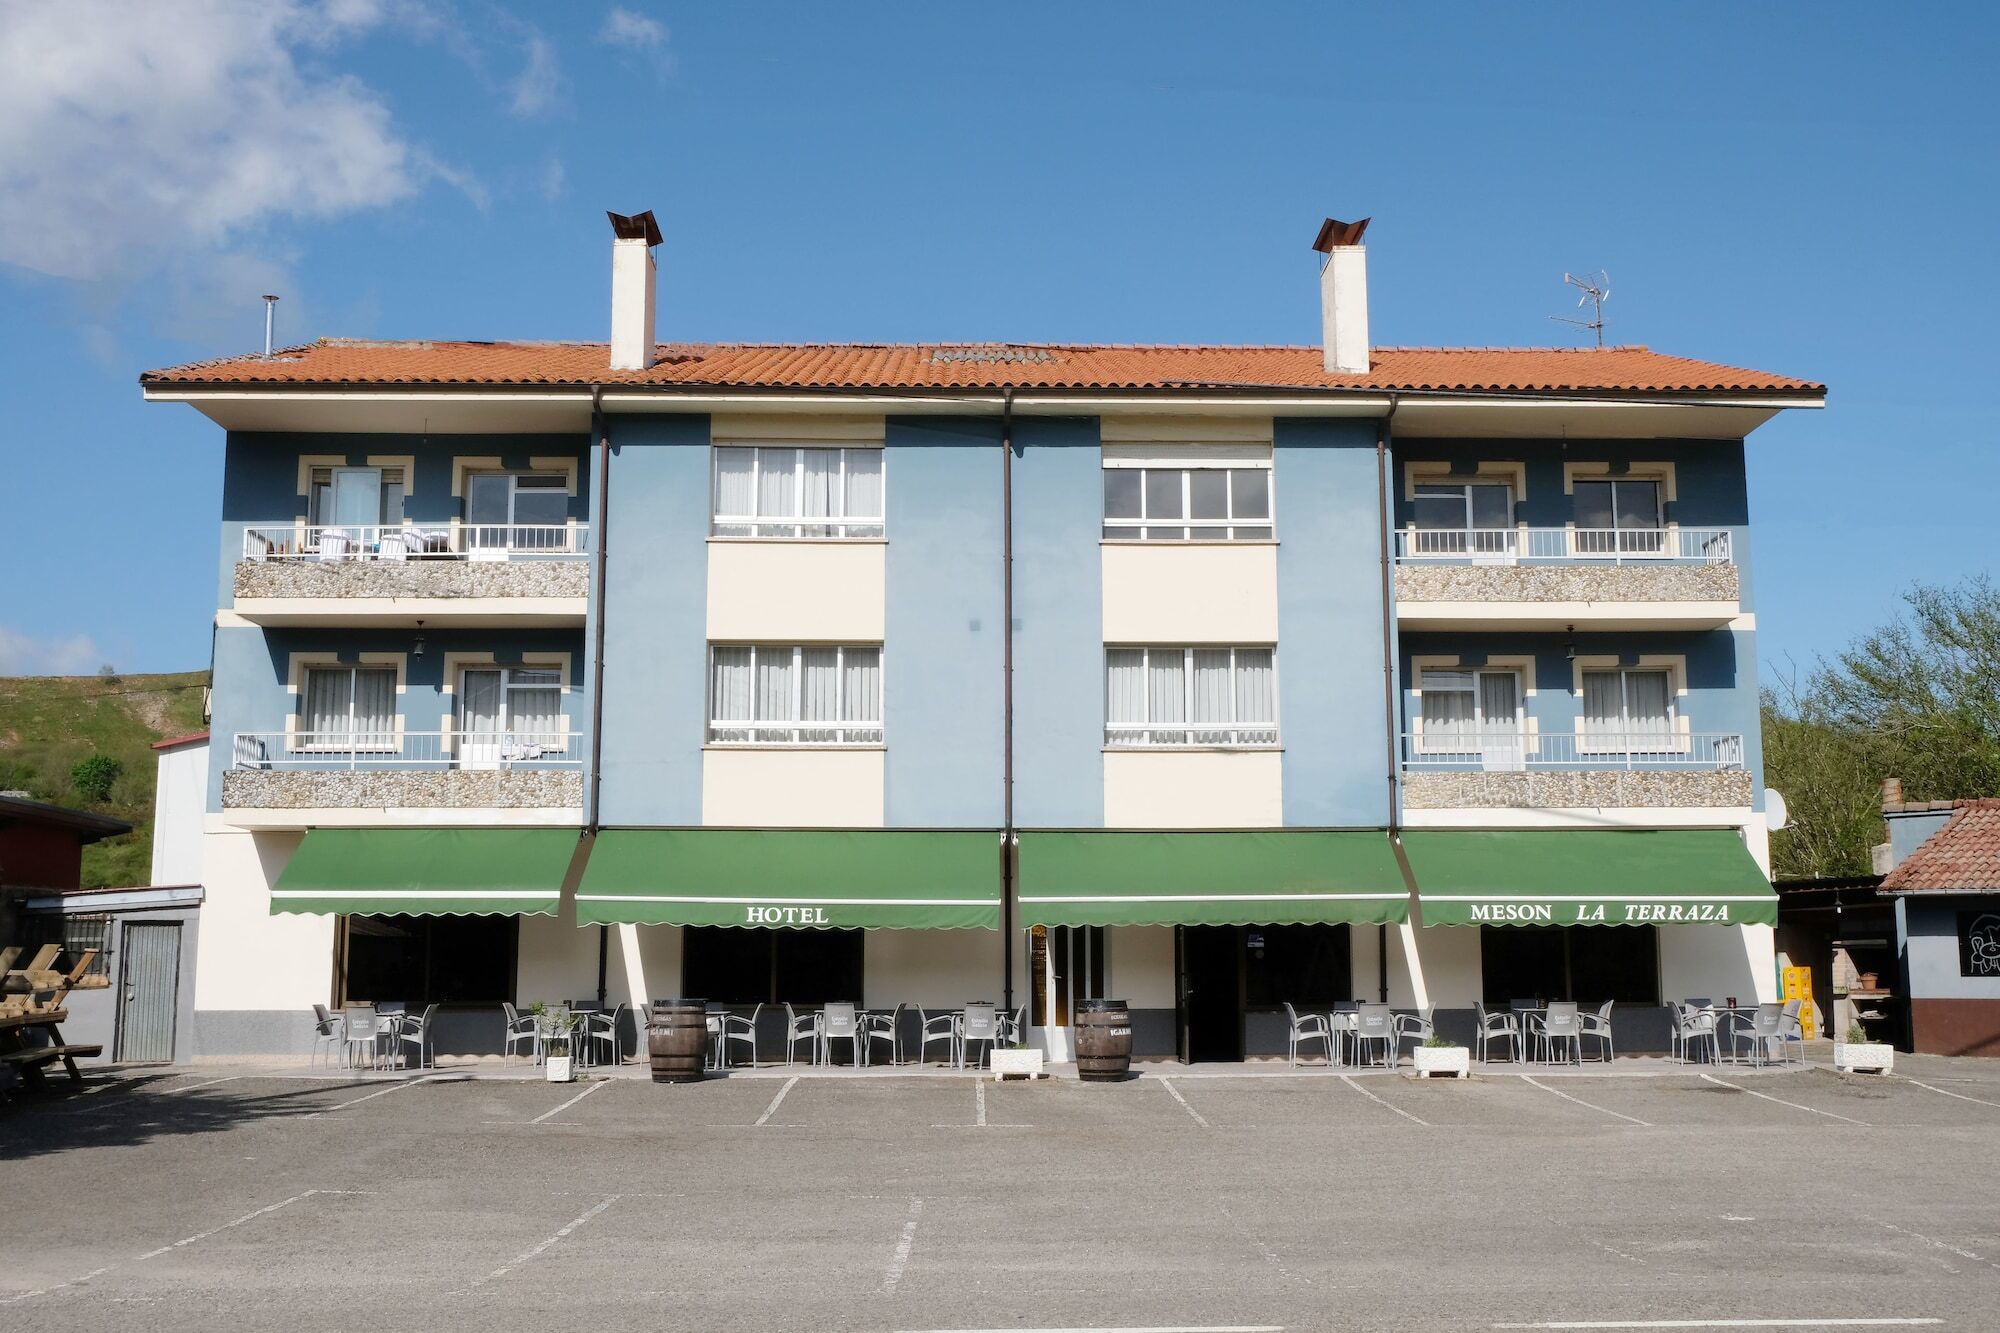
[1010,417,1105,828]
[594,415,710,826]
[883,418,1005,827]
[1274,418,1391,827]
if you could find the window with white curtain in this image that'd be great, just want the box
[1102,466,1272,541]
[458,666,564,763]
[712,446,885,538]
[709,645,883,744]
[1105,647,1276,746]
[1580,667,1677,752]
[298,666,397,751]
[1418,667,1523,752]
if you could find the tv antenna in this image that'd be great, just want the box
[1551,270,1609,347]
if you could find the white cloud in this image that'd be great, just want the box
[508,30,561,115]
[599,7,667,51]
[0,0,440,285]
[0,627,104,677]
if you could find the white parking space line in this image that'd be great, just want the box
[453,1194,620,1294]
[975,1079,987,1126]
[896,1327,1284,1332]
[1877,1220,2000,1274]
[1897,1076,2000,1111]
[881,1196,925,1294]
[1159,1077,1211,1128]
[531,1079,607,1124]
[754,1076,798,1126]
[1518,1075,1651,1127]
[1699,1073,1870,1126]
[0,1188,367,1306]
[308,1073,450,1116]
[1338,1073,1429,1126]
[1491,1320,1942,1329]
[160,1074,244,1094]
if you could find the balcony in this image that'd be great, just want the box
[1394,528,1740,631]
[232,523,591,626]
[222,729,583,825]
[1400,730,1753,811]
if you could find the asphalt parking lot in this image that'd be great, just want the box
[6,1061,2000,1332]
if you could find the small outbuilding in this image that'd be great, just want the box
[1879,796,2000,1056]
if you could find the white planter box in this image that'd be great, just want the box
[1834,1042,1894,1074]
[991,1048,1044,1081]
[545,1053,575,1083]
[1412,1046,1469,1079]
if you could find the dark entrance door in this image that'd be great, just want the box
[1179,925,1243,1063]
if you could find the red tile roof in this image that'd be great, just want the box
[151,731,209,751]
[1881,800,2000,893]
[141,340,1822,396]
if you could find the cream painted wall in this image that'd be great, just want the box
[702,748,885,826]
[705,542,886,642]
[864,930,1003,1009]
[610,924,685,1009]
[1103,750,1282,828]
[1109,925,1177,1008]
[192,829,335,1011]
[515,908,607,1006]
[1395,925,1484,1007]
[151,742,209,885]
[1101,544,1279,644]
[1660,924,1777,1005]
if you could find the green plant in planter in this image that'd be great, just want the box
[1422,1033,1462,1048]
[1844,1022,1869,1044]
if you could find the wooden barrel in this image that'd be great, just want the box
[1074,998,1133,1082]
[648,999,708,1083]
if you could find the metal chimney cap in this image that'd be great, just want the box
[607,209,663,247]
[1311,217,1371,252]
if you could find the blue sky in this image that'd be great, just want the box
[1,2,1993,677]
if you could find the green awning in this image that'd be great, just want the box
[1401,829,1775,927]
[1015,831,1409,927]
[270,828,578,917]
[576,829,1001,929]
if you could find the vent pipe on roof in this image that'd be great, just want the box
[607,209,661,372]
[1311,217,1370,375]
[261,294,279,358]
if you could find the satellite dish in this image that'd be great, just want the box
[1765,789,1789,833]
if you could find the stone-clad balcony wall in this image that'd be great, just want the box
[223,768,583,810]
[1395,561,1739,606]
[1402,768,1754,810]
[235,559,589,602]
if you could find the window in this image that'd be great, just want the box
[1029,924,1106,1028]
[1412,481,1514,555]
[1580,667,1676,752]
[1573,478,1664,555]
[466,472,569,551]
[683,926,864,1005]
[1105,647,1277,746]
[299,666,397,751]
[712,446,884,538]
[1102,466,1272,541]
[1480,924,1660,1007]
[20,912,112,980]
[1419,667,1523,755]
[1243,924,1352,1011]
[341,913,518,1005]
[458,666,563,764]
[708,644,883,744]
[308,466,405,529]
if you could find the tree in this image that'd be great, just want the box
[1761,676,1881,880]
[69,753,122,803]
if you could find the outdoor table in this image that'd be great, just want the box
[0,1007,94,1090]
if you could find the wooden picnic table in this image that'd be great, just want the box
[0,1007,101,1090]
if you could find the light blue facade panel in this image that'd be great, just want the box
[883,418,1006,827]
[1274,418,1390,828]
[1010,418,1105,828]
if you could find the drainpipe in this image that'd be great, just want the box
[589,384,611,1006]
[1377,394,1403,1005]
[1001,388,1016,1015]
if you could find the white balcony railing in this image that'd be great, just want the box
[1105,723,1281,748]
[242,523,590,562]
[1394,527,1733,565]
[231,730,583,770]
[705,721,884,745]
[1401,730,1746,771]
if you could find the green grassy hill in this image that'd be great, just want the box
[0,671,210,888]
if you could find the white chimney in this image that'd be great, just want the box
[607,209,661,371]
[1312,216,1370,374]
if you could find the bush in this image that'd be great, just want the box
[69,753,123,803]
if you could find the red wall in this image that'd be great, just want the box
[0,825,87,891]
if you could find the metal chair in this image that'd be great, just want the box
[1392,1005,1436,1068]
[864,1003,903,1066]
[501,1002,540,1064]
[722,1003,761,1068]
[1733,1002,1788,1067]
[784,1003,820,1066]
[584,1003,624,1068]
[1475,1002,1520,1063]
[398,1002,439,1070]
[995,1004,1027,1048]
[1529,1001,1583,1064]
[1578,1000,1615,1063]
[1327,1001,1359,1067]
[340,1004,379,1069]
[1352,1003,1394,1068]
[310,1004,344,1068]
[1671,1001,1719,1064]
[1779,998,1807,1065]
[918,1008,958,1066]
[1284,1002,1335,1067]
[821,1002,863,1066]
[959,1003,1000,1069]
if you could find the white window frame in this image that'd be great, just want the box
[462,471,576,554]
[295,664,400,754]
[1101,465,1275,542]
[1575,661,1686,756]
[710,445,886,539]
[1565,463,1675,559]
[1408,480,1518,557]
[307,465,406,528]
[706,644,885,746]
[1103,646,1279,749]
[1414,665,1525,754]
